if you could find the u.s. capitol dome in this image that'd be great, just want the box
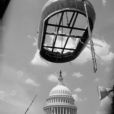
[44,71,77,114]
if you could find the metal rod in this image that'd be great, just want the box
[62,12,78,54]
[44,45,75,50]
[46,32,82,39]
[47,23,85,31]
[68,12,75,27]
[52,12,64,52]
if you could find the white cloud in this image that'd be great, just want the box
[48,74,58,83]
[72,72,83,78]
[17,70,24,79]
[74,88,82,93]
[0,90,17,101]
[101,52,114,61]
[0,91,4,94]
[94,77,100,82]
[74,45,91,64]
[31,49,50,66]
[0,65,41,113]
[72,94,87,102]
[72,94,79,102]
[0,90,6,100]
[0,90,27,110]
[73,38,114,64]
[96,111,101,114]
[102,0,107,6]
[27,35,37,46]
[25,78,39,87]
[94,38,114,63]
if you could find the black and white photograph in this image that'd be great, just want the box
[0,0,114,114]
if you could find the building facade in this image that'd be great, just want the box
[44,71,77,114]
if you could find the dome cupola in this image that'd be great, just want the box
[49,70,72,97]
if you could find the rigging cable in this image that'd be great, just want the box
[24,94,38,114]
[83,0,97,73]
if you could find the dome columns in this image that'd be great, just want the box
[44,106,77,114]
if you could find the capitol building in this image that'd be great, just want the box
[43,71,77,114]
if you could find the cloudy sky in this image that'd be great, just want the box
[0,0,114,114]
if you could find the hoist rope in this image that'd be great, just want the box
[25,94,38,114]
[83,0,97,73]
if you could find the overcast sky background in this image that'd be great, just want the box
[0,0,114,114]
